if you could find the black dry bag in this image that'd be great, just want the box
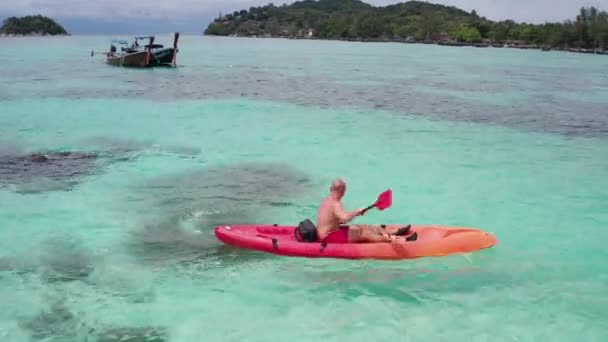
[294,219,318,242]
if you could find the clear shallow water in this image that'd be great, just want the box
[1,35,607,341]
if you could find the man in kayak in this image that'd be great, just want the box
[316,179,415,243]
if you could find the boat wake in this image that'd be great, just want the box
[124,161,313,266]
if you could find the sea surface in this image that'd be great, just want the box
[1,34,607,341]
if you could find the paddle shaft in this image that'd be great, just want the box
[361,204,375,215]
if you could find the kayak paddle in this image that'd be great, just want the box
[361,189,392,215]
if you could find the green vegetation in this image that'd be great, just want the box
[204,0,608,50]
[0,15,69,36]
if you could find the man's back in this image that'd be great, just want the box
[316,196,340,240]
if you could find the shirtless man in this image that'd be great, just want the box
[315,179,414,243]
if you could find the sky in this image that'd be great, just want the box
[1,0,607,34]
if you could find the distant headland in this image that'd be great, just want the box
[204,0,608,54]
[0,15,69,36]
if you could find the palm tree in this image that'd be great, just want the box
[589,6,598,49]
[576,15,583,47]
[577,7,589,48]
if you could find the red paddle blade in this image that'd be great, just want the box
[374,189,392,210]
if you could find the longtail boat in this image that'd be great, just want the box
[93,32,180,67]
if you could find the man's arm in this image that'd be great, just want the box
[333,202,363,224]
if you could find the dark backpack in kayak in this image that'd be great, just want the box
[294,219,318,242]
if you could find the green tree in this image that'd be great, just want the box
[355,15,384,38]
[454,25,481,42]
[488,21,512,42]
[597,11,608,49]
[266,18,280,35]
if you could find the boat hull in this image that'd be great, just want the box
[214,224,498,260]
[105,48,176,67]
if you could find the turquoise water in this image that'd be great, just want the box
[1,35,608,341]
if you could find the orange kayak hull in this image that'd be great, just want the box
[214,224,497,260]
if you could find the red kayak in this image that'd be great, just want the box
[214,224,497,260]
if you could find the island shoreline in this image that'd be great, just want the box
[204,34,608,56]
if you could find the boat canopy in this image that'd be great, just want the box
[135,36,154,40]
[111,39,129,44]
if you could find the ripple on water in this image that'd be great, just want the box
[3,58,608,139]
[1,38,607,342]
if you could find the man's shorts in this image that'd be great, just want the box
[321,227,350,243]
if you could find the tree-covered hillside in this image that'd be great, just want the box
[204,0,608,50]
[0,15,69,36]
